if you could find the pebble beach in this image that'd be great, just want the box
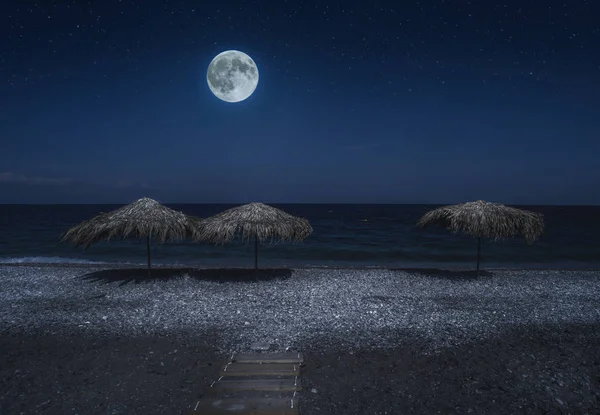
[1,264,600,414]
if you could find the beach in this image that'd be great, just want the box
[1,264,599,414]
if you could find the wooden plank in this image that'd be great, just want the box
[189,397,299,415]
[220,363,299,377]
[210,378,302,392]
[233,353,304,364]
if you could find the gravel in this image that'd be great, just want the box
[2,265,599,355]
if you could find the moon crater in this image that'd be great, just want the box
[207,50,259,102]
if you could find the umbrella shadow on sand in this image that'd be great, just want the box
[389,268,494,280]
[79,267,293,286]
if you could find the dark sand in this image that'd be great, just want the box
[2,324,600,414]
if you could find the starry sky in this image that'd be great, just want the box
[1,0,599,205]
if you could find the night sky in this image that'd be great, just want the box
[1,1,599,205]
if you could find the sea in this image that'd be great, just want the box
[0,204,599,269]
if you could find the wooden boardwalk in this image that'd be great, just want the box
[189,351,304,414]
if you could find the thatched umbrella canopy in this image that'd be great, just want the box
[417,200,544,275]
[192,202,313,269]
[60,197,202,276]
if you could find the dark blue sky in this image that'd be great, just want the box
[1,0,599,204]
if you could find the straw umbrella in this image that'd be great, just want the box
[417,200,544,276]
[192,202,313,269]
[60,197,202,276]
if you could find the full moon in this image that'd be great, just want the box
[206,50,259,103]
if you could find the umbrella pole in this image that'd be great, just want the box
[147,235,151,277]
[476,237,481,277]
[254,235,258,270]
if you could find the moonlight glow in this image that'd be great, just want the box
[206,50,259,103]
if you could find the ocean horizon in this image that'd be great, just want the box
[1,203,599,269]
